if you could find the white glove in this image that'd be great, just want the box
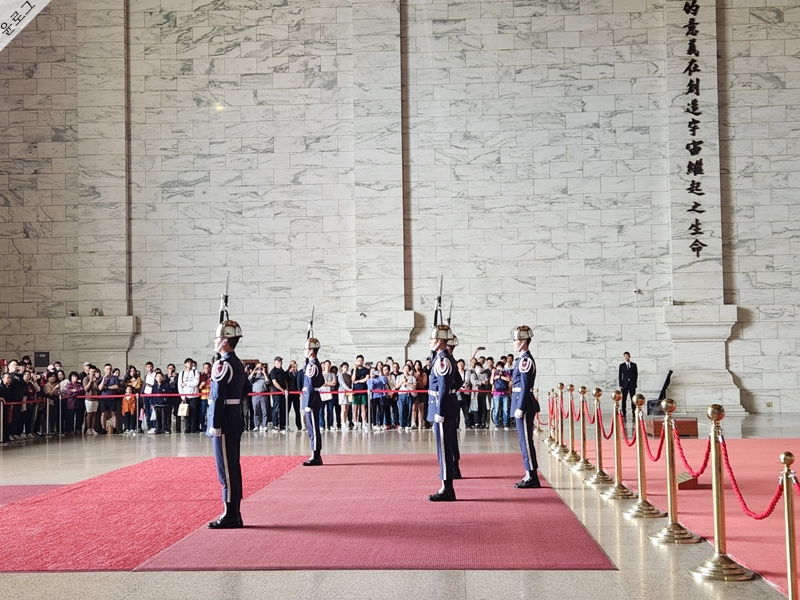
[434,414,444,424]
[514,409,523,419]
[304,407,312,413]
[208,427,222,437]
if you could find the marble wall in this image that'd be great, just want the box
[0,0,798,412]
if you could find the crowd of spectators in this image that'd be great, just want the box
[0,351,520,444]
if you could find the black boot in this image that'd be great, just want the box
[429,481,456,502]
[452,461,462,479]
[514,471,542,489]
[303,451,323,466]
[208,502,243,529]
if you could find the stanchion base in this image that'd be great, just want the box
[602,483,637,500]
[563,450,581,463]
[585,470,614,485]
[572,459,594,472]
[690,554,754,581]
[624,499,667,519]
[650,522,701,544]
[555,444,569,456]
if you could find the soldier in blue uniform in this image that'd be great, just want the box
[207,320,249,528]
[428,324,461,501]
[510,325,541,489]
[446,332,462,479]
[302,334,325,466]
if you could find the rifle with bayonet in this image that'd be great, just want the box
[213,270,230,362]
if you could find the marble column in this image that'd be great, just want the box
[664,0,741,414]
[347,0,414,359]
[73,0,136,360]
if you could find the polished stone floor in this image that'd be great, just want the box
[0,413,793,600]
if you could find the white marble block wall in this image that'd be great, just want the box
[718,0,800,413]
[0,0,797,411]
[0,0,78,361]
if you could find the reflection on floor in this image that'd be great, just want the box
[0,413,791,599]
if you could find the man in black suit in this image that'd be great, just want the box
[618,352,638,419]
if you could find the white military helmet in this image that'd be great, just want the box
[304,337,320,350]
[447,334,459,347]
[512,325,533,341]
[430,324,451,341]
[215,319,243,339]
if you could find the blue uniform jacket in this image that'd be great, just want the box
[510,350,539,414]
[301,357,325,410]
[208,350,247,432]
[427,350,460,421]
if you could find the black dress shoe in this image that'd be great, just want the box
[514,477,542,489]
[302,458,323,466]
[207,514,243,529]
[428,489,457,502]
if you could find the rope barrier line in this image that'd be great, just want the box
[583,400,596,424]
[794,481,800,498]
[640,417,665,462]
[674,430,711,478]
[560,398,569,419]
[571,397,580,422]
[719,440,784,521]
[598,407,614,440]
[620,412,637,447]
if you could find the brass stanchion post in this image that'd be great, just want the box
[602,390,636,500]
[573,386,593,472]
[782,452,797,600]
[650,399,700,543]
[585,388,613,485]
[564,384,580,462]
[690,405,754,581]
[546,390,556,449]
[552,383,567,457]
[625,394,666,519]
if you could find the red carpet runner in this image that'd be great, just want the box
[138,453,614,571]
[586,434,800,596]
[0,485,63,506]
[0,456,303,571]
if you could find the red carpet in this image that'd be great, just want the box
[138,453,614,571]
[0,456,303,571]
[0,485,63,506]
[585,434,800,595]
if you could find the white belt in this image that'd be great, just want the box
[224,399,240,405]
[512,387,531,393]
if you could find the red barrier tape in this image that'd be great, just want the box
[571,397,580,422]
[674,430,711,478]
[620,413,637,447]
[720,440,783,520]
[598,407,614,440]
[640,417,665,462]
[0,399,46,406]
[583,401,595,425]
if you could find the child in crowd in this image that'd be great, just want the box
[122,385,137,434]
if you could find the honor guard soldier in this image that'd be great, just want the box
[510,325,541,488]
[428,324,461,501]
[207,320,249,528]
[446,332,462,479]
[302,335,325,466]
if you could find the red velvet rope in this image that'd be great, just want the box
[560,396,569,419]
[571,397,580,422]
[583,401,596,424]
[640,417,665,462]
[536,413,548,426]
[720,440,783,520]
[674,430,711,478]
[598,407,614,440]
[794,481,800,498]
[620,412,637,447]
